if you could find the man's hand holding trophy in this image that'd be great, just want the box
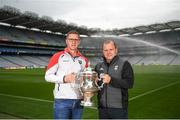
[63,72,76,83]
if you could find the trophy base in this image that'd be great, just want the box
[81,101,94,107]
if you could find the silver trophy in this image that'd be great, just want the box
[77,65,100,107]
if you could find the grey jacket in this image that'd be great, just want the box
[95,55,134,108]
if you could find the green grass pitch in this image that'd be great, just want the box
[0,65,180,119]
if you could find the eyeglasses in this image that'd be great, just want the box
[67,38,80,42]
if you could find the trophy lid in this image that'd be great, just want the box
[80,62,96,75]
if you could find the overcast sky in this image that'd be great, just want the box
[0,0,180,30]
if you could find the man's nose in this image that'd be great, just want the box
[107,50,111,54]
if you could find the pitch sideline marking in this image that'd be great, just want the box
[129,81,180,101]
[0,93,53,103]
[0,81,179,110]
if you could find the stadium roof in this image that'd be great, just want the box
[0,5,180,36]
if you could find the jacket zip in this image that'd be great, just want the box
[58,83,60,91]
[105,64,110,108]
[105,84,108,108]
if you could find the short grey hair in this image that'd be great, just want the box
[102,39,118,49]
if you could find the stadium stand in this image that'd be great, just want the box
[154,55,176,65]
[1,23,180,68]
[128,56,144,65]
[170,55,180,65]
[137,55,159,65]
[0,56,19,68]
[0,5,180,68]
[0,55,50,68]
[0,25,66,46]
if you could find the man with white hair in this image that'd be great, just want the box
[95,39,134,119]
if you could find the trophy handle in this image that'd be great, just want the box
[96,73,105,89]
[96,79,105,89]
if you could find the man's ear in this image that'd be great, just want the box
[115,48,118,55]
[78,40,80,45]
[65,39,68,44]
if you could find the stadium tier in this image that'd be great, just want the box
[1,24,180,68]
[0,55,50,68]
[0,25,66,46]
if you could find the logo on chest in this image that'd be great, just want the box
[100,67,104,71]
[63,59,69,62]
[78,60,82,64]
[114,65,118,71]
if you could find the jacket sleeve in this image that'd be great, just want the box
[110,61,134,89]
[44,53,64,83]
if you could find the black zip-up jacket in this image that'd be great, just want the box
[95,55,134,108]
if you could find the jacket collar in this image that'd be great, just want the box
[103,55,119,65]
[64,47,82,57]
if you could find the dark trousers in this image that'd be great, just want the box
[98,108,128,119]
